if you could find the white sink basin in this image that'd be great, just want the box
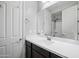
[39,39,55,46]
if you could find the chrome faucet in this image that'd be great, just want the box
[47,36,51,41]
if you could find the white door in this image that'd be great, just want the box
[6,2,24,58]
[0,2,24,58]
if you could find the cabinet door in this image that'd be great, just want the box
[32,44,49,58]
[26,46,31,58]
[32,50,44,58]
[25,41,31,58]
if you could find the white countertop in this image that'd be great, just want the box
[26,34,79,58]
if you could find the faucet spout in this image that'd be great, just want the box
[47,36,51,41]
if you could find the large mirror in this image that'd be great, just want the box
[37,1,78,40]
[51,11,62,37]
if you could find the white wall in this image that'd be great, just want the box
[23,1,52,36]
[43,9,51,36]
[24,1,38,36]
[37,9,52,36]
[37,10,44,34]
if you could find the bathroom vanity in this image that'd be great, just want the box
[25,39,62,58]
[25,35,79,58]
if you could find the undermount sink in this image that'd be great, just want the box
[39,38,55,46]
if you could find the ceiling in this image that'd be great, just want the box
[42,1,78,14]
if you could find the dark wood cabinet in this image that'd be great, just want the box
[32,43,49,58]
[25,41,32,58]
[32,50,45,58]
[26,46,31,58]
[25,40,62,58]
[26,41,31,47]
[50,53,62,58]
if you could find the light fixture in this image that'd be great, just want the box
[41,1,58,10]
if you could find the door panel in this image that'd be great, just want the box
[0,46,6,58]
[13,7,19,38]
[6,39,23,58]
[0,3,6,41]
[7,5,13,38]
[0,2,7,58]
[7,2,20,39]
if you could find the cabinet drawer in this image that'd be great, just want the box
[32,44,49,57]
[25,41,31,47]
